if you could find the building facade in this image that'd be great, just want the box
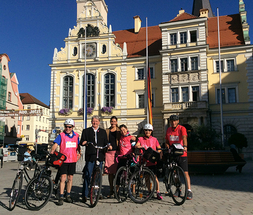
[19,93,50,144]
[49,0,253,158]
[0,53,23,146]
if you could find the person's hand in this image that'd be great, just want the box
[77,153,81,161]
[50,150,54,155]
[82,141,87,146]
[131,136,136,141]
[108,145,113,151]
[183,146,187,152]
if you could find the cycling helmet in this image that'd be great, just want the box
[169,115,179,121]
[27,145,35,151]
[64,118,75,127]
[143,124,153,131]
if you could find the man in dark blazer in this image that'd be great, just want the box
[80,115,112,203]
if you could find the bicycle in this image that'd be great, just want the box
[128,147,157,204]
[161,144,188,205]
[24,150,54,210]
[87,142,110,208]
[113,153,137,203]
[9,146,41,211]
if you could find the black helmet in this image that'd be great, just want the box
[169,115,179,121]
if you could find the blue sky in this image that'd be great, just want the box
[0,0,252,106]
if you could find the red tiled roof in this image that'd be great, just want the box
[207,14,244,48]
[167,12,198,23]
[20,93,49,108]
[113,26,162,58]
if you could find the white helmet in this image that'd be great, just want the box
[64,118,75,127]
[144,124,153,131]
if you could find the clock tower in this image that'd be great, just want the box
[77,0,108,25]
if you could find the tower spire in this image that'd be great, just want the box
[192,0,214,17]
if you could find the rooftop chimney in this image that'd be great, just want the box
[134,15,142,33]
[177,9,185,16]
[199,8,209,18]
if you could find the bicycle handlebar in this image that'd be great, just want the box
[115,153,137,164]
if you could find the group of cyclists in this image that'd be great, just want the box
[49,114,193,206]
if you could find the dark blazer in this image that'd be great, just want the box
[80,127,108,162]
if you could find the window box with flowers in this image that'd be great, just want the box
[58,108,73,116]
[78,107,94,115]
[101,106,114,114]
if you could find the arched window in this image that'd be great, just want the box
[83,74,95,108]
[104,73,115,107]
[224,124,237,146]
[73,47,77,56]
[63,76,73,109]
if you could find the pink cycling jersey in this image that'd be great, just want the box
[59,132,79,163]
[118,135,133,156]
[138,136,160,166]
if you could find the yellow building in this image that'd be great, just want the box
[19,93,50,144]
[49,0,164,141]
[49,0,253,158]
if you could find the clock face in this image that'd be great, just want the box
[83,44,96,57]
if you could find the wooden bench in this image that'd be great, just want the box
[187,151,246,174]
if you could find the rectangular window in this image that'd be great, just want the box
[104,73,115,107]
[138,94,145,108]
[171,88,179,103]
[26,125,30,131]
[216,60,224,73]
[26,116,30,121]
[8,92,11,102]
[149,67,154,79]
[180,32,187,44]
[170,33,177,45]
[227,60,235,72]
[181,58,188,72]
[228,88,236,103]
[192,86,199,101]
[182,87,189,102]
[217,88,225,104]
[25,135,29,141]
[137,68,145,80]
[191,57,198,71]
[190,31,197,42]
[171,59,178,73]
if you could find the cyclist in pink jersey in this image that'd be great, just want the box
[51,119,80,205]
[135,124,163,200]
[165,115,192,200]
[117,124,136,170]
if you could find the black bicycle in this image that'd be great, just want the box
[24,151,53,210]
[87,142,110,208]
[128,147,157,204]
[113,153,137,203]
[9,147,40,211]
[162,145,188,205]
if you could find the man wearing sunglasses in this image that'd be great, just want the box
[51,119,80,206]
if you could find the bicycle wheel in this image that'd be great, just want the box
[9,172,23,211]
[89,167,102,208]
[25,174,53,210]
[128,168,156,204]
[169,166,187,205]
[113,166,128,203]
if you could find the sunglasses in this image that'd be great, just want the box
[65,125,73,129]
[144,130,152,132]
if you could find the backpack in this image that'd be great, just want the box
[47,151,67,168]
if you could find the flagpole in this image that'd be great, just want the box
[217,8,224,146]
[83,26,87,129]
[146,17,149,124]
